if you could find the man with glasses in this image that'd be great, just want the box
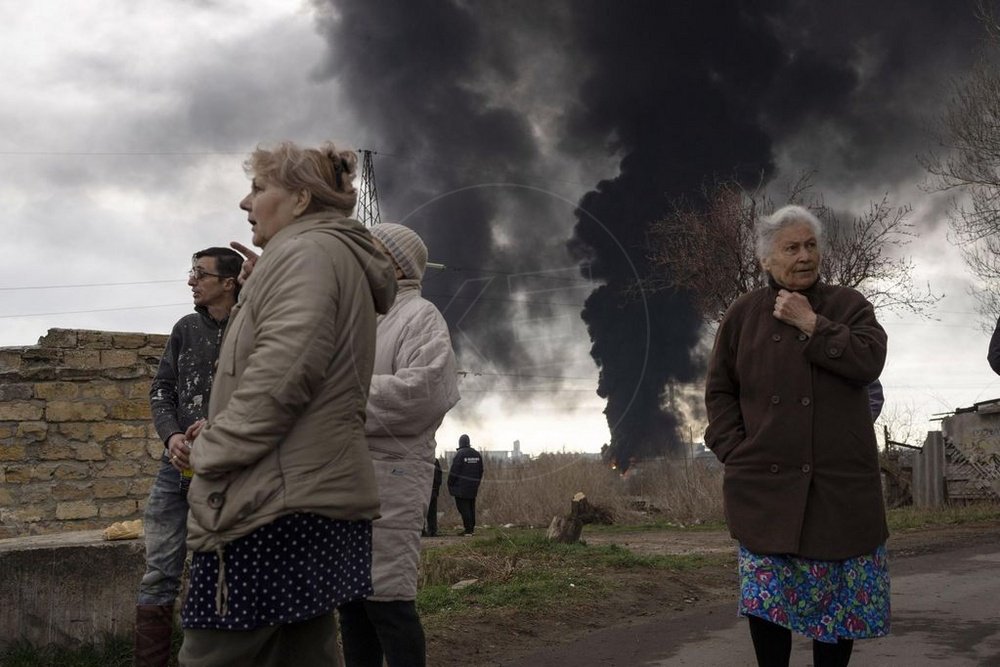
[134,247,242,667]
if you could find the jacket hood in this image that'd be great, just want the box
[193,304,230,327]
[269,212,397,315]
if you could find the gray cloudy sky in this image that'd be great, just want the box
[2,0,999,456]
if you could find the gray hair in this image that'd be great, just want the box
[755,204,824,261]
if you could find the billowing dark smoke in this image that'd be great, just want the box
[313,0,984,465]
[564,2,792,465]
[313,1,574,376]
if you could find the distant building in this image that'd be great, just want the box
[442,439,530,467]
[480,439,529,464]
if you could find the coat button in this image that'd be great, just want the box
[801,464,811,473]
[827,347,841,357]
[207,492,225,509]
[770,395,780,404]
[797,333,808,342]
[800,397,811,406]
[769,464,779,473]
[771,333,781,342]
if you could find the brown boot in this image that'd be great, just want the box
[134,604,173,667]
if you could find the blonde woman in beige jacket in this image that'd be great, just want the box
[177,141,397,667]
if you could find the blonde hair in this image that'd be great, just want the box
[244,141,358,216]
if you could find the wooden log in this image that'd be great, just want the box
[546,492,613,543]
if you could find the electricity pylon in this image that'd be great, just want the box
[356,149,382,227]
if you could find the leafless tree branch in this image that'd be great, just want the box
[644,178,942,322]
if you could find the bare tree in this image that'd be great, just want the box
[647,176,942,322]
[923,0,1000,320]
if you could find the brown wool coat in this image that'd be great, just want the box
[705,280,888,560]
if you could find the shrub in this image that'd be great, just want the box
[434,454,724,530]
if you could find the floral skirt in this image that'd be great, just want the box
[737,543,890,643]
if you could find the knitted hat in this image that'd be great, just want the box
[371,223,428,282]
[458,434,470,448]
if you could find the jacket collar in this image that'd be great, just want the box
[194,304,229,328]
[766,273,827,309]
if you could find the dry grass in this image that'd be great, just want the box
[434,454,725,531]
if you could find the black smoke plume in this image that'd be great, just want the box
[564,1,785,466]
[313,0,983,466]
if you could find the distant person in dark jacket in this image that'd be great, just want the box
[424,458,443,537]
[448,434,483,535]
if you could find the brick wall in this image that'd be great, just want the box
[0,328,169,539]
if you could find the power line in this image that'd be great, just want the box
[0,291,589,319]
[0,279,180,291]
[0,150,247,156]
[458,370,596,381]
[425,292,585,308]
[0,265,594,292]
[0,303,189,319]
[459,388,598,393]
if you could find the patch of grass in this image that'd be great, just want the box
[584,543,727,571]
[888,501,1000,531]
[416,529,729,622]
[420,570,601,616]
[0,635,132,667]
[584,518,728,534]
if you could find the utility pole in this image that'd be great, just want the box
[356,149,381,228]
[354,149,446,272]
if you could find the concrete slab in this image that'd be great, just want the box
[0,530,146,646]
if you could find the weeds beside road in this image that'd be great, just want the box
[3,453,998,667]
[422,504,1000,666]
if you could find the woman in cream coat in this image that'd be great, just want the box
[338,222,460,667]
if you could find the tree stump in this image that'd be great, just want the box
[546,492,612,544]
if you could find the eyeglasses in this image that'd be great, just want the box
[188,267,227,281]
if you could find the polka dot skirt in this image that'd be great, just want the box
[181,513,373,630]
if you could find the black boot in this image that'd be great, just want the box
[134,604,173,667]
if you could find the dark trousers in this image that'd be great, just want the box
[454,496,476,534]
[747,615,854,667]
[338,599,425,667]
[425,492,439,537]
[179,611,339,666]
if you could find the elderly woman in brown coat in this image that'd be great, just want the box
[705,204,889,667]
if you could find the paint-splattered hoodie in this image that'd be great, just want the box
[149,306,229,448]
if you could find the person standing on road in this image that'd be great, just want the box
[337,222,460,667]
[448,434,483,535]
[705,205,890,667]
[134,247,243,667]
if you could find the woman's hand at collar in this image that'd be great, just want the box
[773,289,817,336]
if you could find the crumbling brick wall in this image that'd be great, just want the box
[0,328,169,539]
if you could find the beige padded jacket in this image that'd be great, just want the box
[186,213,396,554]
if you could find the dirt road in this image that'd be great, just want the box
[437,522,1000,667]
